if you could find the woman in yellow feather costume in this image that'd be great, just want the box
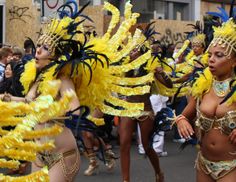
[118,24,175,181]
[0,0,157,181]
[175,15,236,181]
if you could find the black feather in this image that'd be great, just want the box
[220,80,236,104]
[179,134,198,150]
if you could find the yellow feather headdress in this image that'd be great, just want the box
[191,33,206,47]
[209,18,236,58]
[37,1,89,58]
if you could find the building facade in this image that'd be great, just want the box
[1,0,236,47]
[79,0,235,22]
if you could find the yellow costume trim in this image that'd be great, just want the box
[200,52,209,66]
[110,51,152,74]
[175,50,194,74]
[191,67,212,99]
[175,51,208,78]
[110,72,154,86]
[103,2,120,40]
[0,149,36,161]
[24,124,63,139]
[0,117,23,126]
[20,60,59,97]
[0,159,20,169]
[191,67,236,105]
[153,80,190,97]
[111,85,150,96]
[0,100,31,115]
[0,167,49,182]
[100,104,143,117]
[12,140,55,153]
[111,29,146,63]
[87,116,104,126]
[173,40,190,60]
[0,128,8,135]
[0,84,74,170]
[106,95,144,110]
[20,60,36,95]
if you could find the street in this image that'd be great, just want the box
[76,131,197,182]
[1,131,197,182]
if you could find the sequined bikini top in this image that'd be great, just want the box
[195,99,236,135]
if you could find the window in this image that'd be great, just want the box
[0,5,3,44]
[79,0,91,6]
[173,2,189,21]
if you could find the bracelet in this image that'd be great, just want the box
[175,114,188,125]
[2,93,12,102]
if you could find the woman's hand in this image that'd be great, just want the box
[1,93,12,102]
[0,94,4,100]
[229,129,236,145]
[155,67,164,74]
[155,67,173,88]
[176,117,194,139]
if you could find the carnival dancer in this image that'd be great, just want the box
[0,0,156,181]
[175,13,236,182]
[119,23,174,181]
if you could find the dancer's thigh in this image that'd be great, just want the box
[218,168,236,182]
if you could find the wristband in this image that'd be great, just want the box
[175,114,188,125]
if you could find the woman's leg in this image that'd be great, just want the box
[196,167,214,182]
[82,131,99,175]
[49,150,80,182]
[31,159,44,172]
[82,131,96,154]
[218,168,236,182]
[93,136,116,171]
[119,117,136,181]
[138,117,164,182]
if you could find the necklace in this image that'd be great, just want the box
[212,78,231,97]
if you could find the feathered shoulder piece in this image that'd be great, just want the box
[20,60,36,95]
[191,67,212,99]
[191,67,236,105]
[66,1,154,122]
[20,60,59,97]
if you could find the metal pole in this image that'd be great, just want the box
[42,0,45,17]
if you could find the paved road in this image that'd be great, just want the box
[76,131,197,182]
[1,131,197,182]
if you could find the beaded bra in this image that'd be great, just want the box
[195,99,236,136]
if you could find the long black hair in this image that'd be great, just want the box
[0,61,17,94]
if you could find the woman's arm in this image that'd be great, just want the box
[176,96,197,139]
[229,129,236,145]
[0,93,27,102]
[173,73,191,84]
[182,96,197,122]
[59,75,80,115]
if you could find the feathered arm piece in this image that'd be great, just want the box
[0,167,49,182]
[103,2,120,40]
[173,40,190,60]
